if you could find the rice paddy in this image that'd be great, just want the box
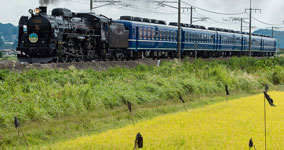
[43,91,284,150]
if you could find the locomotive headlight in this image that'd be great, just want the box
[34,8,41,14]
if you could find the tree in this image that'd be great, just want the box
[0,38,3,48]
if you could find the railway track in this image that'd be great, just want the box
[0,56,271,70]
[0,59,159,70]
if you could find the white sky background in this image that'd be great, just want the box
[1,0,284,32]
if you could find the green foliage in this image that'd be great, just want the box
[0,57,284,127]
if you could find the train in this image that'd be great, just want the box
[17,6,277,63]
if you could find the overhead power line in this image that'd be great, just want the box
[181,1,246,16]
[251,16,284,26]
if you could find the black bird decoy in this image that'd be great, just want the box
[264,91,276,107]
[13,117,29,147]
[14,117,19,128]
[249,138,256,150]
[225,85,230,95]
[179,95,185,103]
[134,132,143,149]
[127,101,132,113]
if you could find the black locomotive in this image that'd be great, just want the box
[17,6,129,63]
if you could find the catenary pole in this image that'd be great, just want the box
[249,0,252,57]
[178,0,181,59]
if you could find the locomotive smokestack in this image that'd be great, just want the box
[39,6,47,14]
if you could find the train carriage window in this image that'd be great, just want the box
[160,31,163,40]
[167,31,170,41]
[164,31,167,41]
[152,29,155,40]
[186,32,189,42]
[206,34,208,43]
[139,28,143,39]
[166,31,168,41]
[174,32,177,41]
[144,28,147,39]
[188,32,190,42]
[148,28,151,39]
[196,33,199,42]
[156,31,159,40]
[132,28,136,38]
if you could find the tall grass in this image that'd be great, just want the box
[0,57,284,127]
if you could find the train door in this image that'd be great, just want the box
[241,36,243,51]
[260,38,264,51]
[213,32,217,51]
[242,36,245,51]
[232,35,235,51]
[181,29,184,52]
[212,34,215,51]
[218,34,222,50]
[154,27,158,49]
[136,26,140,50]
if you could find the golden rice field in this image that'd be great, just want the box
[43,91,284,150]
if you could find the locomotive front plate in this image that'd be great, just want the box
[29,33,39,43]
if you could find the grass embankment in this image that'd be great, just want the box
[1,57,284,148]
[46,91,284,150]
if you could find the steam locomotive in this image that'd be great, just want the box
[17,6,129,63]
[17,6,277,63]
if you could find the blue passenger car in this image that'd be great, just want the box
[115,16,277,58]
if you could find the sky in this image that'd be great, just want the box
[1,0,284,32]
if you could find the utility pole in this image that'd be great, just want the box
[90,0,93,11]
[266,26,284,38]
[178,0,181,59]
[241,18,243,33]
[272,26,274,38]
[249,0,252,57]
[245,0,261,57]
[224,17,249,33]
[190,6,196,25]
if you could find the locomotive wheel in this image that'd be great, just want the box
[77,56,84,62]
[54,57,61,63]
[62,55,69,63]
[70,57,76,62]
